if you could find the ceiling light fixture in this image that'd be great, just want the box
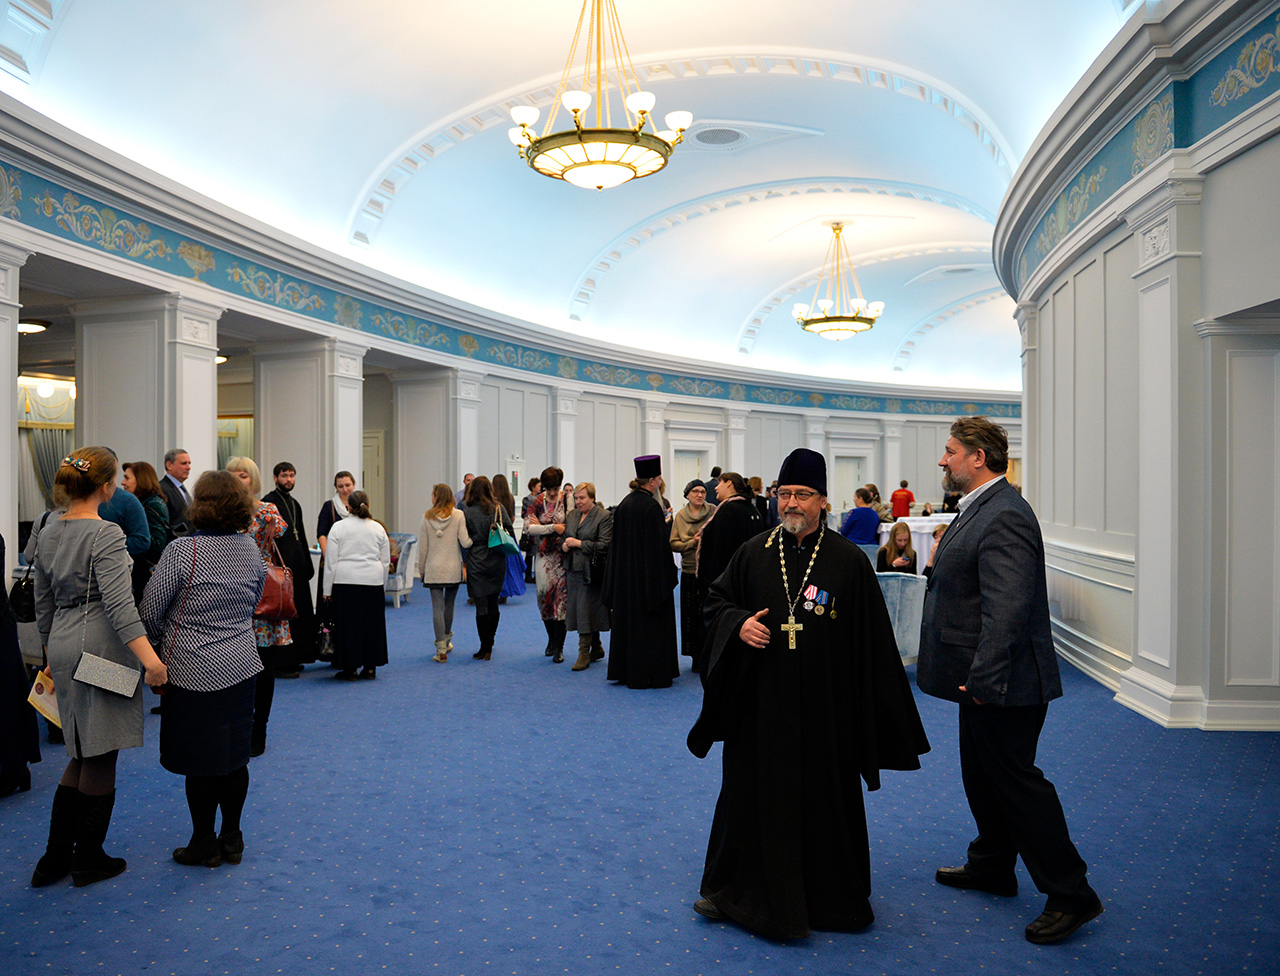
[791,223,884,341]
[508,0,692,191]
[17,320,48,334]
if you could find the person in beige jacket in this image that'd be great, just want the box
[417,484,473,662]
[670,480,712,669]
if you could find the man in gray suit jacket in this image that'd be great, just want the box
[917,416,1102,945]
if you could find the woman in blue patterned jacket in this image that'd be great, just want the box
[140,470,266,870]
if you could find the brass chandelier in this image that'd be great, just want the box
[792,223,884,341]
[508,0,693,191]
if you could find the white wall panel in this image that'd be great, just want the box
[393,376,449,534]
[1073,258,1104,534]
[79,322,157,463]
[1224,350,1280,687]
[1103,237,1138,539]
[1051,279,1075,527]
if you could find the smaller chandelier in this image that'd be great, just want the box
[508,0,693,191]
[792,223,884,341]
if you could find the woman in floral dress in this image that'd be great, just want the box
[523,466,569,662]
[226,458,289,758]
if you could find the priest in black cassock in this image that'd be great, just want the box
[687,448,930,940]
[601,455,679,689]
[262,461,317,676]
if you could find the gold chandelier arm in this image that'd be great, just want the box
[548,0,593,139]
[607,0,641,129]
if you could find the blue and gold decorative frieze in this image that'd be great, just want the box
[1210,13,1279,107]
[33,190,170,260]
[0,155,1017,419]
[1132,91,1174,175]
[0,167,21,220]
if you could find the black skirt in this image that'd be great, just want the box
[330,583,388,671]
[160,677,255,777]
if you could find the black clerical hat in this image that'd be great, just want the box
[633,454,661,479]
[777,448,826,495]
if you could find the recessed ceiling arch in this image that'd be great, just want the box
[568,178,995,322]
[737,241,995,354]
[346,47,1017,248]
[890,288,1009,372]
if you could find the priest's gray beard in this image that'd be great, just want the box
[781,512,814,536]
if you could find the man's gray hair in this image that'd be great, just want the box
[164,447,189,466]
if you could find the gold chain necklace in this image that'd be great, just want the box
[777,524,824,649]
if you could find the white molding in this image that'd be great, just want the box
[1195,317,1280,337]
[1115,666,1280,730]
[890,288,1008,372]
[349,47,1015,248]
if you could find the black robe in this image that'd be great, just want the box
[262,488,317,663]
[688,525,930,940]
[601,488,678,688]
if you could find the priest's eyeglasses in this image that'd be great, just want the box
[776,489,819,502]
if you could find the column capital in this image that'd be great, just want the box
[881,420,904,439]
[554,384,584,415]
[453,368,485,401]
[725,408,749,430]
[1120,166,1204,278]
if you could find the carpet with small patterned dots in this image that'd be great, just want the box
[1,583,1277,976]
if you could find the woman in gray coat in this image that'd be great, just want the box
[32,447,168,889]
[462,476,513,661]
[561,483,612,671]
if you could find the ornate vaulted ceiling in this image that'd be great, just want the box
[0,0,1141,393]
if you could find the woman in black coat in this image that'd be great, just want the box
[695,472,764,668]
[462,477,513,660]
[0,532,41,798]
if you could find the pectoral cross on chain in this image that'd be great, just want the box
[780,614,803,649]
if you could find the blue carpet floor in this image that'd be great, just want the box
[1,585,1278,976]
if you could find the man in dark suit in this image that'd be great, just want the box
[159,447,192,535]
[917,416,1102,945]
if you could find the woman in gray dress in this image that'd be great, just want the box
[31,447,168,889]
[561,483,612,672]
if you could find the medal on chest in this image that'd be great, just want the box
[777,527,825,650]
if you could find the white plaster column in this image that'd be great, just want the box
[391,369,451,536]
[553,385,582,472]
[643,397,667,458]
[75,294,222,475]
[882,420,904,487]
[725,409,748,473]
[255,338,367,524]
[805,416,826,457]
[0,240,31,577]
[452,368,485,485]
[1016,301,1039,509]
[1115,171,1209,726]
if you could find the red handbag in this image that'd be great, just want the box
[254,541,297,621]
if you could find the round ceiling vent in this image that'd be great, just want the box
[694,127,745,146]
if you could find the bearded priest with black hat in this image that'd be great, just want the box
[601,455,680,689]
[687,447,930,940]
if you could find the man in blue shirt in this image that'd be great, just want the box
[838,488,880,545]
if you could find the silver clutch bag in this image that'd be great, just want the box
[72,653,141,697]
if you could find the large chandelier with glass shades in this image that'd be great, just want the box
[507,0,693,191]
[792,223,885,341]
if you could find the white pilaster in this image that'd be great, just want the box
[452,368,485,484]
[882,420,904,487]
[255,338,367,525]
[805,416,826,456]
[1016,301,1039,509]
[391,369,450,536]
[0,240,31,578]
[554,385,582,472]
[725,409,748,473]
[643,397,667,458]
[1116,172,1208,725]
[75,294,222,476]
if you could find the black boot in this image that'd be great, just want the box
[590,634,605,662]
[31,784,78,887]
[71,791,126,887]
[173,833,222,868]
[543,619,555,656]
[551,620,566,664]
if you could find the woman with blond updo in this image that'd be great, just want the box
[31,447,168,889]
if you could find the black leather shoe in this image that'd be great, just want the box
[693,897,726,920]
[1025,900,1103,944]
[935,865,1017,897]
[219,830,245,865]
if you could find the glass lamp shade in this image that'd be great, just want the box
[35,382,54,397]
[510,105,540,126]
[561,90,591,114]
[664,110,693,131]
[866,301,886,318]
[508,127,529,146]
[818,326,859,341]
[625,90,656,115]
